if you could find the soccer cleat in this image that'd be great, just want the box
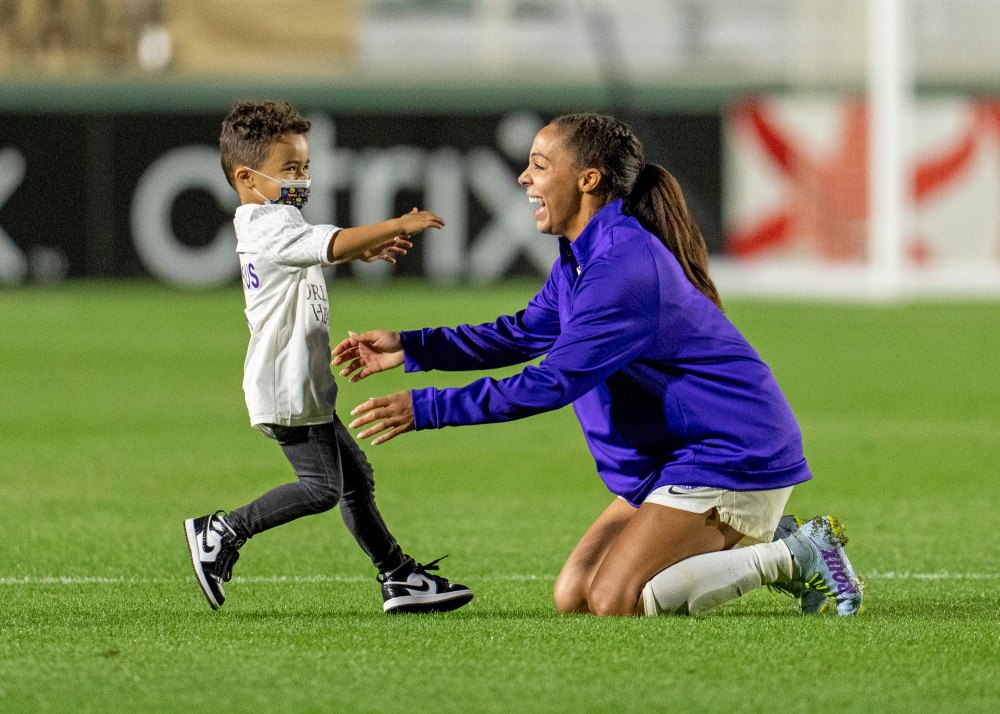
[184,511,245,610]
[769,515,830,615]
[379,556,473,614]
[784,515,864,616]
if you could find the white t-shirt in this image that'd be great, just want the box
[234,203,340,428]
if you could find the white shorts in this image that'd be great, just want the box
[642,484,794,545]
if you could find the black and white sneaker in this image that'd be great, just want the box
[378,556,473,614]
[184,511,245,610]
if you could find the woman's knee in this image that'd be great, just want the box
[586,576,642,617]
[553,573,589,614]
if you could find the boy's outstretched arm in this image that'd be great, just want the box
[328,208,444,263]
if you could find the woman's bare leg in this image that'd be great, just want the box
[553,499,635,613]
[553,499,743,615]
[585,503,744,616]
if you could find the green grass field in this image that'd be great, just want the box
[2,281,999,713]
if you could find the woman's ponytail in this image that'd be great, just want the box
[624,163,723,311]
[551,114,722,310]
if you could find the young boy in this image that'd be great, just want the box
[184,100,472,614]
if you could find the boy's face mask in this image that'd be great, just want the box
[245,168,311,209]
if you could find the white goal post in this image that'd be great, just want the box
[715,0,1000,300]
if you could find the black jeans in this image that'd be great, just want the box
[225,416,406,574]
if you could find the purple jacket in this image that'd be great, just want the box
[401,199,811,505]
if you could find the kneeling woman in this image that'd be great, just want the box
[335,113,863,617]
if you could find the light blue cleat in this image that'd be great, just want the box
[770,515,830,615]
[784,515,864,616]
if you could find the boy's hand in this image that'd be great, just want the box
[332,330,404,382]
[358,236,413,264]
[327,207,443,264]
[349,391,414,445]
[394,207,445,237]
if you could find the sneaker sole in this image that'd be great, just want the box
[384,590,474,614]
[184,518,222,610]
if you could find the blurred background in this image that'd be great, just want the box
[1,0,998,298]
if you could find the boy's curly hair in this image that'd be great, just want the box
[219,101,311,188]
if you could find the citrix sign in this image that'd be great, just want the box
[1,111,722,286]
[129,112,554,287]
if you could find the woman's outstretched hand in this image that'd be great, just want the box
[349,391,414,445]
[331,329,404,382]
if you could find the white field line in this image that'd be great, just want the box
[0,571,997,586]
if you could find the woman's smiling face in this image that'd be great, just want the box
[518,123,594,241]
